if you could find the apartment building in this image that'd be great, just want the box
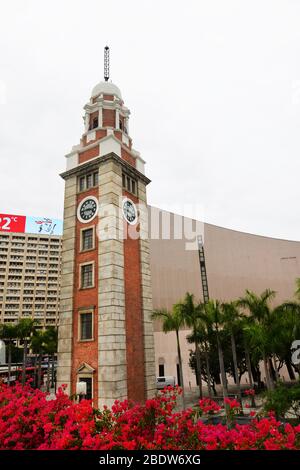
[0,214,62,327]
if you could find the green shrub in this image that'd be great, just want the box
[263,381,300,421]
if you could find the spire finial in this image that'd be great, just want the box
[104,46,110,82]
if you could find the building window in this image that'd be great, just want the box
[131,180,136,195]
[92,117,98,129]
[93,172,99,186]
[158,364,165,377]
[122,173,137,196]
[86,174,93,189]
[79,311,93,341]
[79,377,92,400]
[78,172,99,192]
[80,263,94,289]
[79,176,85,192]
[126,176,130,192]
[81,228,94,252]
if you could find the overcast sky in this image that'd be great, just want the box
[0,0,300,240]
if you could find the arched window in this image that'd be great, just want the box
[76,363,95,400]
[158,357,165,377]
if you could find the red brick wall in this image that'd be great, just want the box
[96,129,107,140]
[79,145,99,164]
[115,131,130,150]
[71,186,99,404]
[123,190,145,402]
[103,109,115,127]
[121,147,136,167]
[103,94,114,101]
[114,130,122,142]
[82,130,107,147]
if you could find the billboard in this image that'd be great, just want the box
[0,214,26,233]
[0,213,63,236]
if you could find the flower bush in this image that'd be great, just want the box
[0,382,300,450]
[198,398,221,415]
[223,397,242,425]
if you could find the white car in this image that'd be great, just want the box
[156,376,176,390]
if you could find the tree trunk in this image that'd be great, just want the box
[176,329,185,409]
[51,354,55,390]
[195,342,203,399]
[216,331,229,424]
[46,356,50,392]
[244,344,253,386]
[244,344,256,407]
[271,356,280,382]
[22,339,27,386]
[268,357,276,382]
[216,332,228,397]
[286,357,296,380]
[263,354,274,390]
[34,354,38,388]
[231,332,243,409]
[8,341,12,387]
[205,348,213,398]
[37,353,42,389]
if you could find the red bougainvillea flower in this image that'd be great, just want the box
[0,382,299,450]
[198,398,221,414]
[224,397,241,409]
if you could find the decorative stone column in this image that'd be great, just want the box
[115,108,120,130]
[84,112,90,132]
[57,175,77,394]
[138,181,156,398]
[97,158,127,408]
[98,107,103,127]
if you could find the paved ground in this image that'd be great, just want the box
[174,384,263,412]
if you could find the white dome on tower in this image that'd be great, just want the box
[91,81,122,100]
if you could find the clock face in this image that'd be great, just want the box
[77,196,98,223]
[122,198,137,225]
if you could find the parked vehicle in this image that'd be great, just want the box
[156,376,176,389]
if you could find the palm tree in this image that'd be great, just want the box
[0,322,18,386]
[17,319,36,386]
[31,329,46,389]
[201,322,214,398]
[151,307,186,408]
[238,289,276,390]
[187,318,213,398]
[176,293,203,399]
[240,316,256,406]
[221,301,243,407]
[43,327,58,391]
[271,301,300,379]
[202,300,228,398]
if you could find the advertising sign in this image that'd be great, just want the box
[0,214,26,233]
[0,213,63,236]
[25,216,63,236]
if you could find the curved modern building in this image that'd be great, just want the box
[149,207,300,386]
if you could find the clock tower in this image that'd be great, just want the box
[57,48,156,408]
